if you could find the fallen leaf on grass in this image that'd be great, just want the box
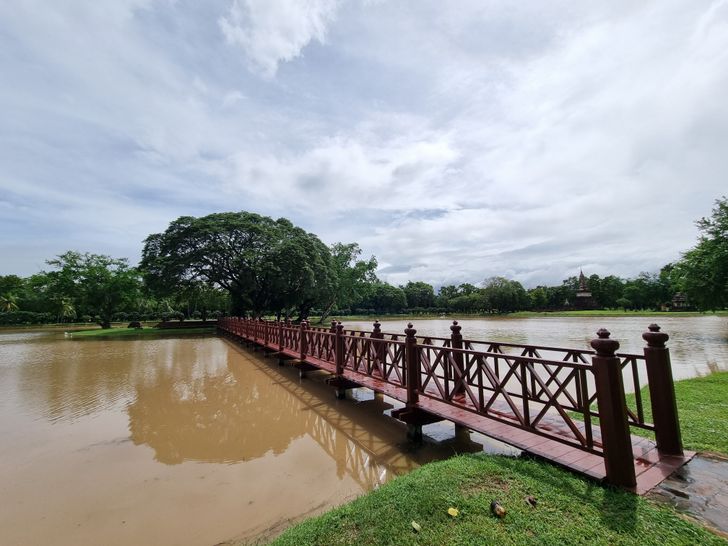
[525,495,537,507]
[447,507,459,518]
[411,521,421,533]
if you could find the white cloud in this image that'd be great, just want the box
[223,128,460,212]
[1,0,727,288]
[219,0,340,77]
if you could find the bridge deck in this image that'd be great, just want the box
[232,332,693,495]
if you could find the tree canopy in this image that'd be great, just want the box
[672,196,728,310]
[140,212,336,318]
[45,251,141,328]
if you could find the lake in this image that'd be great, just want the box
[0,315,725,545]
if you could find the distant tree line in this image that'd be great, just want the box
[1,197,726,327]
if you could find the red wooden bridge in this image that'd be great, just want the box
[218,317,693,493]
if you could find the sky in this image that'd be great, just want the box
[1,1,727,288]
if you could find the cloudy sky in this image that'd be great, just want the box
[1,1,727,288]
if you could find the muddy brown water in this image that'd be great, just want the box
[0,316,725,545]
[0,330,512,546]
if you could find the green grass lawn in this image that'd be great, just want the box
[307,310,728,324]
[626,371,728,456]
[508,310,728,318]
[69,326,216,338]
[270,454,723,546]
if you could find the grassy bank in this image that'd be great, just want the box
[309,310,728,324]
[69,326,216,338]
[270,454,722,546]
[626,371,728,456]
[508,310,728,318]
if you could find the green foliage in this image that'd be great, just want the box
[402,281,436,308]
[672,196,728,310]
[0,275,24,296]
[45,251,141,328]
[320,243,378,322]
[527,286,548,310]
[481,276,529,313]
[173,283,230,321]
[70,326,215,338]
[271,454,722,546]
[140,211,335,318]
[358,282,407,314]
[0,311,54,325]
[589,275,626,308]
[621,272,670,311]
[0,292,19,312]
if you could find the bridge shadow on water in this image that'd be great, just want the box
[127,337,494,490]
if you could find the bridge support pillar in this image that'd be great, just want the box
[407,423,423,444]
[455,423,470,440]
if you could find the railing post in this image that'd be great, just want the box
[277,320,285,366]
[253,317,261,350]
[371,320,384,372]
[404,323,420,408]
[591,329,636,488]
[643,324,683,455]
[263,318,269,347]
[300,320,308,361]
[335,322,345,376]
[450,320,465,396]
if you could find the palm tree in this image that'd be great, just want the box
[53,297,76,323]
[0,293,19,312]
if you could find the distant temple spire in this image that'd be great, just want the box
[574,269,597,310]
[578,269,588,291]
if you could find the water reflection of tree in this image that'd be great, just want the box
[128,342,485,490]
[128,361,304,464]
[16,337,224,423]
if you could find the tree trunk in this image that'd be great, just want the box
[318,300,336,324]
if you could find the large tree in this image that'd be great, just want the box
[673,196,728,310]
[45,251,141,328]
[402,281,436,309]
[358,282,407,314]
[481,276,529,313]
[141,212,336,318]
[318,243,378,323]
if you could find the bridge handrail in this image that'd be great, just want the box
[217,316,683,488]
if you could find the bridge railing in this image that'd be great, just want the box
[416,342,597,451]
[217,317,682,488]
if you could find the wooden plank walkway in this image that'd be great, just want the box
[226,329,694,495]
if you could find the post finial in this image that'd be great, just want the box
[373,320,382,334]
[450,320,462,335]
[643,323,669,348]
[591,328,619,356]
[405,323,417,339]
